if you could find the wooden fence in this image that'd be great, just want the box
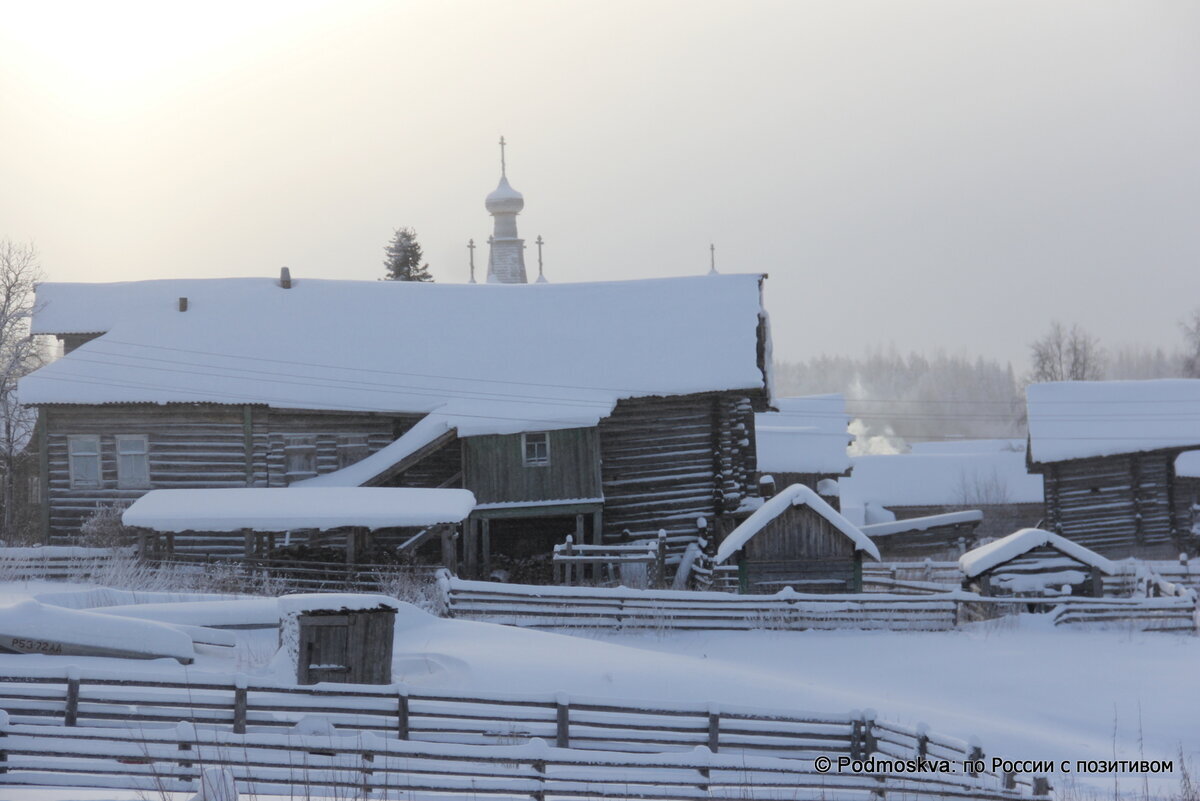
[0,714,1045,800]
[0,546,128,580]
[0,667,1046,796]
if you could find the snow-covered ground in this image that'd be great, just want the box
[0,579,1195,799]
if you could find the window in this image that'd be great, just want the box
[522,432,550,467]
[284,435,317,481]
[116,435,150,488]
[68,435,101,489]
[337,434,370,469]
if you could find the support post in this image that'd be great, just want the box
[556,696,569,748]
[0,710,8,775]
[65,672,80,727]
[232,678,247,734]
[1033,776,1051,796]
[574,515,585,581]
[707,708,720,753]
[656,529,667,589]
[397,691,410,740]
[481,519,491,579]
[465,519,479,579]
[968,745,983,777]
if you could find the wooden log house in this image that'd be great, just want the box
[1025,380,1200,558]
[20,273,772,578]
[712,483,881,594]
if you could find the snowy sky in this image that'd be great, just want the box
[1,0,1197,367]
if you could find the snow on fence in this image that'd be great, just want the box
[443,575,960,631]
[0,666,1045,796]
[0,711,1045,800]
[0,547,128,581]
[142,553,442,593]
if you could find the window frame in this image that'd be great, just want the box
[115,434,151,489]
[67,435,102,489]
[336,434,370,470]
[521,432,551,468]
[283,434,318,481]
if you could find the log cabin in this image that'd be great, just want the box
[1025,379,1200,558]
[713,483,880,594]
[20,272,772,578]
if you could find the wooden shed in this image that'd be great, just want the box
[714,484,881,594]
[279,594,399,685]
[958,528,1117,598]
[1026,380,1200,557]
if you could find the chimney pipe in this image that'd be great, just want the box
[178,297,188,312]
[280,267,292,289]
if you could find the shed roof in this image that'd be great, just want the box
[755,394,851,475]
[1026,379,1200,464]
[22,276,768,434]
[715,483,880,564]
[958,528,1117,578]
[122,487,477,532]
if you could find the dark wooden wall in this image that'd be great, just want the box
[1037,450,1188,556]
[968,544,1102,598]
[296,609,395,685]
[598,392,761,541]
[463,428,601,505]
[740,503,859,593]
[39,404,412,544]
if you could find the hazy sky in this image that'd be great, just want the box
[1,0,1197,368]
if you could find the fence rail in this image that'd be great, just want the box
[0,713,1044,800]
[0,667,1046,796]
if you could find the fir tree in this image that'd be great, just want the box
[382,227,433,282]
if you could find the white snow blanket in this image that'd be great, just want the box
[715,484,880,563]
[840,447,1043,511]
[122,487,475,532]
[959,528,1117,578]
[0,600,195,662]
[755,394,851,474]
[22,275,768,419]
[1027,379,1200,463]
[1175,449,1200,478]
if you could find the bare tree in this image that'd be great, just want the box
[0,240,45,542]
[1027,321,1105,383]
[1182,308,1200,379]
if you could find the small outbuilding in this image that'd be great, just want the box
[279,594,400,685]
[959,528,1117,598]
[714,484,881,594]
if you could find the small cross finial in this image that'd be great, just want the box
[535,235,546,282]
[499,136,507,177]
[709,243,718,275]
[468,238,476,284]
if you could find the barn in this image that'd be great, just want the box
[1026,379,1200,557]
[713,483,880,594]
[959,528,1117,598]
[19,272,771,580]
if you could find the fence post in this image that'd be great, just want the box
[177,721,196,774]
[532,756,547,801]
[707,705,720,753]
[556,693,570,749]
[65,667,80,727]
[1003,770,1016,790]
[1033,776,1051,796]
[232,675,248,734]
[656,530,667,589]
[850,714,863,760]
[967,743,983,777]
[397,688,410,740]
[916,727,928,759]
[0,710,8,775]
[696,745,711,791]
[862,710,877,757]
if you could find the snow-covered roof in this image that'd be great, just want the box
[1026,379,1200,464]
[838,446,1044,508]
[715,483,880,564]
[755,394,851,475]
[1176,450,1200,478]
[22,276,768,430]
[860,509,983,538]
[277,593,401,615]
[122,487,477,532]
[958,528,1117,578]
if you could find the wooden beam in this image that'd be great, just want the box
[364,429,457,487]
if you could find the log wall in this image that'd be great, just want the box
[597,392,760,541]
[741,503,859,593]
[40,405,412,544]
[1038,450,1185,556]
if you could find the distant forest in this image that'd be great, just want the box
[773,340,1196,452]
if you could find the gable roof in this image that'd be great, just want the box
[1026,379,1200,464]
[755,394,852,475]
[715,483,880,564]
[959,528,1117,578]
[22,276,769,434]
